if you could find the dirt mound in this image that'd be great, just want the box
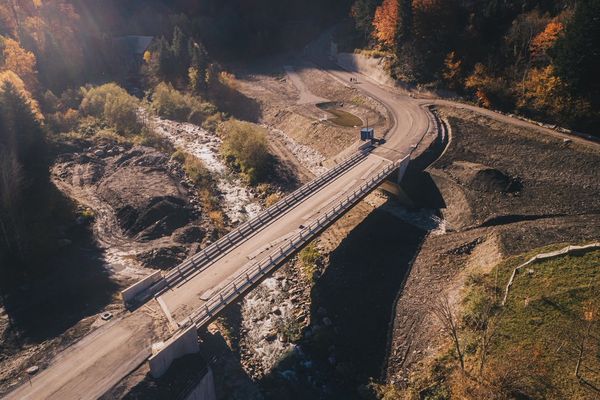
[447,161,520,193]
[97,147,192,239]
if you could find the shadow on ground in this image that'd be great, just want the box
[2,223,120,345]
[259,207,427,399]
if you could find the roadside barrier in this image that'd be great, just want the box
[185,155,410,329]
[129,146,374,305]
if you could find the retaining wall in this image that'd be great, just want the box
[121,271,164,304]
[149,325,199,378]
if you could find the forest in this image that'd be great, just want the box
[1,0,599,287]
[348,0,600,132]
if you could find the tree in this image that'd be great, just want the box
[351,0,376,40]
[530,20,563,62]
[442,51,463,90]
[551,0,600,106]
[0,36,38,91]
[372,0,399,49]
[433,295,465,371]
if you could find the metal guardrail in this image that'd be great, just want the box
[147,146,373,297]
[185,156,408,329]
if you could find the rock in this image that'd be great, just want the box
[94,149,105,157]
[271,307,282,316]
[26,366,39,375]
[264,332,277,342]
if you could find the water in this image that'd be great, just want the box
[146,113,262,224]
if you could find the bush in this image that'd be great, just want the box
[136,126,175,154]
[80,83,141,135]
[151,82,216,123]
[219,119,272,184]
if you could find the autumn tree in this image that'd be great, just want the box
[0,36,38,91]
[372,0,399,49]
[530,20,563,62]
[442,51,463,90]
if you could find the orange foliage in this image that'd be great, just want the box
[530,21,564,59]
[0,70,43,120]
[1,37,38,91]
[372,0,399,48]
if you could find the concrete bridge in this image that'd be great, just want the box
[4,59,438,400]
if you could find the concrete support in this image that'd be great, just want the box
[184,368,217,400]
[121,271,164,304]
[149,325,200,378]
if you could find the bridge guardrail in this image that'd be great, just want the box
[186,155,409,329]
[136,146,374,302]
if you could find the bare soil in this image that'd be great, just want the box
[385,105,600,386]
[235,58,388,163]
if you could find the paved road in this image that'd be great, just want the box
[3,61,431,400]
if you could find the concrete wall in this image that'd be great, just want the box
[184,368,217,400]
[337,53,396,88]
[149,325,200,378]
[121,271,164,304]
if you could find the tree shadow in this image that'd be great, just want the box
[259,206,427,399]
[2,222,120,345]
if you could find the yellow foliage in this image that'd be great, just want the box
[442,51,462,89]
[0,70,43,120]
[518,65,590,119]
[143,50,152,64]
[0,37,38,91]
[372,0,399,48]
[465,63,495,108]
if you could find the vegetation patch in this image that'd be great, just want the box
[412,245,600,400]
[219,119,273,185]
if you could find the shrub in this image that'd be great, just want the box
[184,155,212,188]
[136,126,175,154]
[151,82,216,123]
[219,119,272,184]
[80,83,141,135]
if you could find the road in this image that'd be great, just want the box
[3,60,431,400]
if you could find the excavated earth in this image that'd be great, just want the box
[385,105,600,387]
[52,141,213,272]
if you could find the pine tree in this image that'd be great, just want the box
[551,0,600,106]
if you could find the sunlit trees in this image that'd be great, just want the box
[220,120,273,184]
[0,36,38,91]
[372,0,399,48]
[530,20,563,61]
[80,83,141,135]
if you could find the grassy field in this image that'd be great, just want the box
[455,245,600,399]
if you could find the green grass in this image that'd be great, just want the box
[461,246,600,399]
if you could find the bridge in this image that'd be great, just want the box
[4,61,438,399]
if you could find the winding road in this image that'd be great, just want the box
[3,56,433,400]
